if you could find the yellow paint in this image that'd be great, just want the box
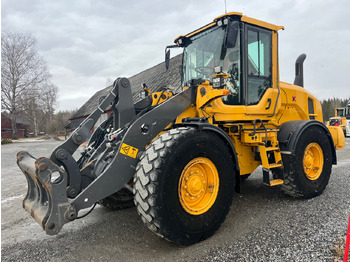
[178,157,219,215]
[197,89,230,109]
[168,12,340,185]
[270,179,284,186]
[151,91,174,106]
[326,107,348,134]
[303,143,324,180]
[327,126,345,150]
[120,143,139,159]
[175,106,198,124]
[241,16,284,31]
[230,135,261,176]
[213,12,243,21]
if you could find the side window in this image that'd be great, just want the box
[247,28,272,105]
[308,98,315,119]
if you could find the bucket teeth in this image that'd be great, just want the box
[17,151,71,235]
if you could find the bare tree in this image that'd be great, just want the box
[19,83,58,136]
[1,32,52,139]
[50,109,77,135]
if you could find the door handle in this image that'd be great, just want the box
[265,98,272,110]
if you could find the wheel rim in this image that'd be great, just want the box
[303,142,324,180]
[178,157,219,215]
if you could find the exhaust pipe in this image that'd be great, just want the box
[293,53,306,87]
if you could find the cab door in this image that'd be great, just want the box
[244,25,278,115]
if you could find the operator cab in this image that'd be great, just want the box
[171,12,283,107]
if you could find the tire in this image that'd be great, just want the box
[133,127,236,245]
[240,173,251,181]
[280,125,332,198]
[99,188,134,210]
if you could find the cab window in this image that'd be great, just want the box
[247,28,272,105]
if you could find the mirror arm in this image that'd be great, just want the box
[165,45,179,70]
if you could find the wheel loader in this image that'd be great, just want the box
[17,12,345,245]
[327,102,350,137]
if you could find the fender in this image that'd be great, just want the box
[178,122,239,172]
[177,122,241,192]
[277,120,337,165]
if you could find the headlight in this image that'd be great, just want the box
[214,65,222,73]
[212,77,227,89]
[139,90,148,99]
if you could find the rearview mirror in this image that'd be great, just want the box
[165,44,179,71]
[224,21,239,49]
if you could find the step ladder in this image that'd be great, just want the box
[243,119,285,186]
[259,144,284,186]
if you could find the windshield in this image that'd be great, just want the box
[336,108,345,117]
[183,26,225,85]
[182,23,241,105]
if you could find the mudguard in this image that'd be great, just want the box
[277,120,337,165]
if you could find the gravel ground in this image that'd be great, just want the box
[201,173,349,261]
[1,138,349,261]
[200,139,350,262]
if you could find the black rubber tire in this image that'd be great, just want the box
[99,188,134,210]
[133,127,236,245]
[280,125,332,198]
[240,173,251,181]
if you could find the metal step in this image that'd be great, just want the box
[269,179,284,186]
[262,168,284,187]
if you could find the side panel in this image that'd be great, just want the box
[277,82,324,124]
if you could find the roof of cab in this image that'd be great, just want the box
[174,12,284,44]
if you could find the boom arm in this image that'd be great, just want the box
[17,77,195,235]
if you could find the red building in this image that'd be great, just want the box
[1,113,32,139]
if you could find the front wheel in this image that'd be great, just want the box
[280,126,332,198]
[133,127,236,245]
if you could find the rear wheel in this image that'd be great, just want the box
[99,179,134,210]
[134,127,236,245]
[280,126,332,198]
[99,187,134,210]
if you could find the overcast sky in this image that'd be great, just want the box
[2,0,350,112]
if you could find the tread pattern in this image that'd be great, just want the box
[133,127,191,241]
[279,126,332,198]
[99,188,135,210]
[279,156,304,197]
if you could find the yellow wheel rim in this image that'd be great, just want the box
[178,157,219,215]
[303,142,324,180]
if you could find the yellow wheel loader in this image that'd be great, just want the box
[17,12,345,245]
[327,102,350,137]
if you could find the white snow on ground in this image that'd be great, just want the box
[1,195,24,204]
[13,139,59,143]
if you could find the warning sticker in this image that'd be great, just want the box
[120,143,139,159]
